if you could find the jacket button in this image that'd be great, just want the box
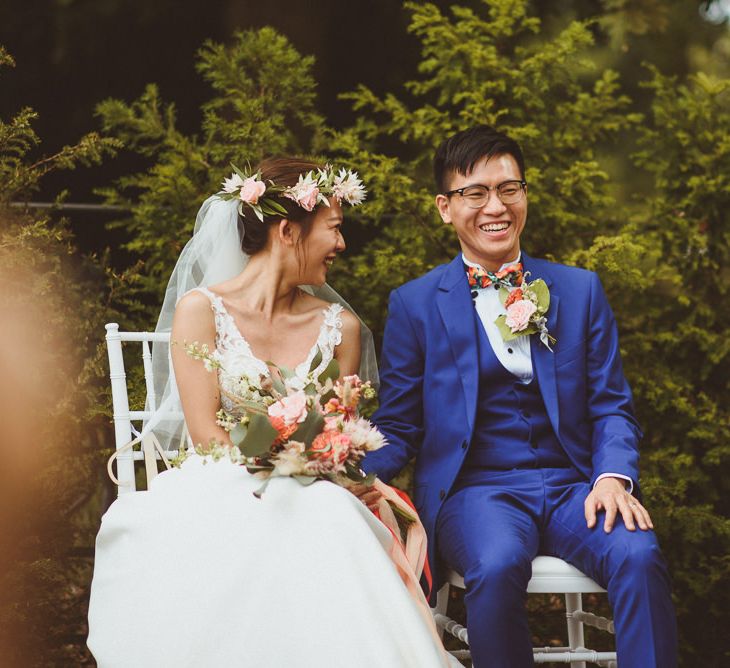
[439,489,446,500]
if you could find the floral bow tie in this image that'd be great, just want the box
[466,262,524,290]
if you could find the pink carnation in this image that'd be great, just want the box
[268,390,308,426]
[239,177,267,205]
[309,431,352,466]
[505,299,537,332]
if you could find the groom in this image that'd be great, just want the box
[362,125,677,667]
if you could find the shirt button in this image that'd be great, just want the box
[493,284,500,290]
[439,489,446,500]
[471,290,478,298]
[507,347,514,354]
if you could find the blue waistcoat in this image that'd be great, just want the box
[455,310,571,488]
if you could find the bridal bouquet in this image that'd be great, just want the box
[178,343,386,497]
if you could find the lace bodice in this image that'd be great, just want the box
[195,288,343,412]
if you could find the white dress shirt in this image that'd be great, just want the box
[462,253,632,492]
[463,253,533,383]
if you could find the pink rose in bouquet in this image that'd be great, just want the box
[268,390,308,425]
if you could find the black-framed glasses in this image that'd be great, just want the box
[444,180,527,208]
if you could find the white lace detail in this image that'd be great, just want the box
[194,288,343,411]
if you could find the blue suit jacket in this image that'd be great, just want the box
[362,252,642,590]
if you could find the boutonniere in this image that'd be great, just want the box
[494,274,556,351]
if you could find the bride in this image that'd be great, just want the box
[87,157,455,667]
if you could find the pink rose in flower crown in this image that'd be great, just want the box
[268,390,308,426]
[505,299,537,332]
[239,177,267,205]
[297,184,320,212]
[285,179,320,212]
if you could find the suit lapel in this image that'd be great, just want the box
[436,256,479,434]
[523,253,561,437]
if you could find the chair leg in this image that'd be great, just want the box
[565,592,587,668]
[433,583,450,640]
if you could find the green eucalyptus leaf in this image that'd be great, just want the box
[319,388,336,405]
[317,358,340,384]
[290,409,325,446]
[529,279,550,312]
[240,412,278,457]
[309,346,323,373]
[230,422,248,447]
[498,286,510,307]
[495,315,521,342]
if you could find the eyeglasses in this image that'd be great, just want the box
[444,180,527,208]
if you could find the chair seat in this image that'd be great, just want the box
[444,555,606,594]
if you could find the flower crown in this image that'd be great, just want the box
[219,163,366,222]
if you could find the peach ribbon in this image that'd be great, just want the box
[372,480,451,666]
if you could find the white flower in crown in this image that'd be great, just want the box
[221,173,245,193]
[332,168,366,206]
[284,172,328,212]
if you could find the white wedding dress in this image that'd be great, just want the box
[88,289,455,668]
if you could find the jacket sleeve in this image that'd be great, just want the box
[586,272,643,489]
[361,289,425,483]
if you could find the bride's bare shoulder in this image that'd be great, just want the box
[173,290,215,336]
[175,289,213,315]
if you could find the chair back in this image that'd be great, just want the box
[105,323,184,494]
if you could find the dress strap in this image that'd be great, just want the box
[321,303,344,353]
[191,287,245,353]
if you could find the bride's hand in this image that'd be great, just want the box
[348,483,383,512]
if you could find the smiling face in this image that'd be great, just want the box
[295,198,346,286]
[435,154,527,271]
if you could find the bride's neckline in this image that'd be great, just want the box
[202,287,335,371]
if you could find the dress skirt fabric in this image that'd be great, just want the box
[88,456,452,668]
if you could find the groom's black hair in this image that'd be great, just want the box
[433,125,525,193]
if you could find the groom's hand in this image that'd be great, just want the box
[584,477,654,533]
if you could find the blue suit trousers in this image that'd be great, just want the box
[436,468,677,668]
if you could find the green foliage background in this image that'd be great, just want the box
[1,1,729,665]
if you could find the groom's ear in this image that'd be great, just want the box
[435,194,452,225]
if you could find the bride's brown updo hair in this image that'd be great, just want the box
[237,157,325,256]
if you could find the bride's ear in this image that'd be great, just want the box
[277,219,298,247]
